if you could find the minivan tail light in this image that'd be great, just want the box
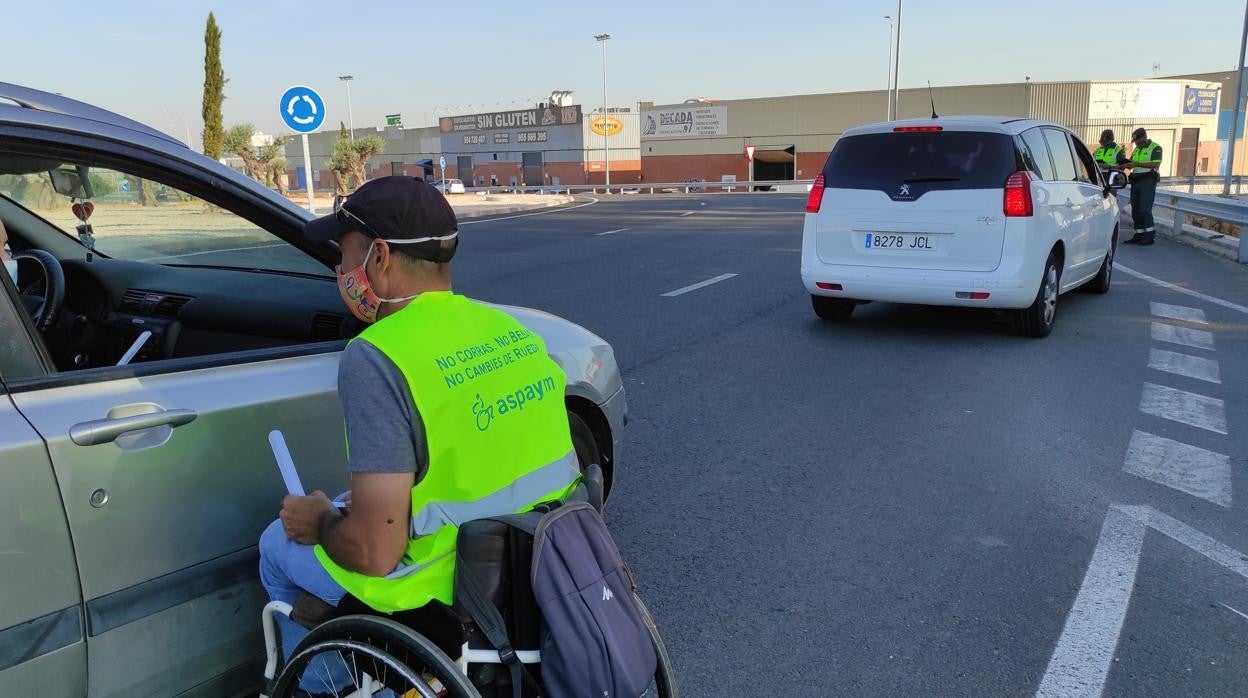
[1003,170,1034,217]
[806,173,826,213]
[893,126,943,132]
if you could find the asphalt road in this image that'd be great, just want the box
[450,193,1248,696]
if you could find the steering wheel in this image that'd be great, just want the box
[12,249,66,333]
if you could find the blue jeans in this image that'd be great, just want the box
[259,518,350,690]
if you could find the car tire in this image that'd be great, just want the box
[811,295,855,321]
[1014,253,1059,338]
[1085,228,1116,294]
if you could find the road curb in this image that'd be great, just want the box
[453,196,574,220]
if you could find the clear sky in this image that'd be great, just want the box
[3,0,1244,148]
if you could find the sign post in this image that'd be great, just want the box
[439,155,446,185]
[279,85,327,214]
[745,144,755,187]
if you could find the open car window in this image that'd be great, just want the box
[0,160,327,277]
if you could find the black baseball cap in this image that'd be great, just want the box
[304,176,458,262]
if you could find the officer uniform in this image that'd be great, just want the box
[1126,128,1163,245]
[1092,129,1127,171]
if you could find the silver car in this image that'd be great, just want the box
[0,83,625,697]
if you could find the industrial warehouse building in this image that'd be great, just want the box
[284,100,640,189]
[640,79,1222,184]
[283,78,1224,191]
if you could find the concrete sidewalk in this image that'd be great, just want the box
[286,191,574,220]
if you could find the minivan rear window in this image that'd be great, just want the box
[822,131,1019,192]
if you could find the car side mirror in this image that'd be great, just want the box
[1105,170,1128,191]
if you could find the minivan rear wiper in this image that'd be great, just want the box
[903,176,961,183]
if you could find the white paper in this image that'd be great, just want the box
[268,430,304,496]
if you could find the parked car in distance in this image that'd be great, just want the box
[431,178,466,194]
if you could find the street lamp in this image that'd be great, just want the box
[884,15,894,121]
[891,0,902,121]
[594,33,611,191]
[161,109,192,148]
[338,75,355,140]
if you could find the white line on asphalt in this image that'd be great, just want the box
[661,273,738,297]
[1139,382,1227,434]
[1218,603,1248,623]
[1116,263,1248,315]
[1151,322,1215,351]
[595,228,630,236]
[1123,429,1231,507]
[1150,302,1208,324]
[1148,348,1221,384]
[1036,506,1145,698]
[679,211,697,217]
[1039,505,1248,697]
[139,242,286,263]
[458,197,598,225]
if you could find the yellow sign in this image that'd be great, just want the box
[590,116,624,137]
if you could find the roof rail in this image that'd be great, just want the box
[0,82,185,148]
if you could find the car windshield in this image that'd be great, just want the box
[0,160,328,277]
[822,131,1017,190]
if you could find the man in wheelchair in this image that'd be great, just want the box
[258,178,585,696]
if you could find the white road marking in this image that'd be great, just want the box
[1038,505,1248,697]
[1139,383,1227,434]
[458,197,598,225]
[595,228,630,236]
[1036,506,1145,698]
[679,211,697,217]
[1151,322,1215,351]
[1148,348,1221,384]
[661,273,738,297]
[1150,302,1208,324]
[139,242,286,263]
[1123,429,1231,507]
[1219,603,1248,623]
[1116,264,1248,316]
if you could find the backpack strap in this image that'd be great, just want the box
[455,513,543,698]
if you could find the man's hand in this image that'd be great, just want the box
[280,490,335,545]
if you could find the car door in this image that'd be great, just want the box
[1017,127,1066,260]
[1,145,350,696]
[1039,127,1090,286]
[1069,134,1117,272]
[0,274,86,697]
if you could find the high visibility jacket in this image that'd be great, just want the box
[1131,141,1161,165]
[316,291,580,613]
[1093,144,1123,167]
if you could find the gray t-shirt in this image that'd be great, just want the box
[338,340,429,480]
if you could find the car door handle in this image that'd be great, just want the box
[69,408,198,446]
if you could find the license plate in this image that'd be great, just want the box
[865,233,937,251]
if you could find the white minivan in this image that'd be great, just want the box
[800,117,1124,337]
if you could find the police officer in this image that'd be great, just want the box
[1123,127,1163,245]
[1093,129,1127,171]
[259,177,581,671]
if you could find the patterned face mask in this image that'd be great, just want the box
[335,240,432,323]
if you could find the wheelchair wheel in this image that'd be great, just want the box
[273,639,433,697]
[276,615,481,697]
[635,595,679,697]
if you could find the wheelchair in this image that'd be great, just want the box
[260,471,678,697]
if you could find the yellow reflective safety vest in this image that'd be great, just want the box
[1130,140,1161,165]
[315,291,580,613]
[1093,144,1123,167]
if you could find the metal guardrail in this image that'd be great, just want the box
[1120,177,1248,263]
[1157,175,1248,196]
[462,179,814,196]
